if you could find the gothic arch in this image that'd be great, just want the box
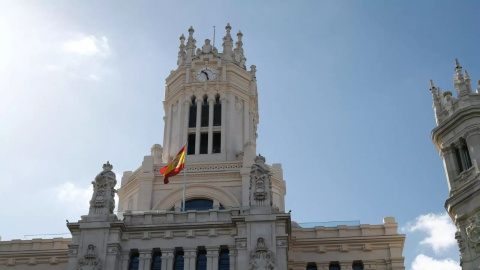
[153,183,240,210]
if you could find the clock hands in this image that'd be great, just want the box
[201,70,209,80]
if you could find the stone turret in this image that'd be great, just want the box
[431,59,480,269]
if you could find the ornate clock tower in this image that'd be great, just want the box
[430,59,480,269]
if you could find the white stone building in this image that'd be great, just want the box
[430,59,480,269]
[0,25,406,270]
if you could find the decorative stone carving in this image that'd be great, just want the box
[236,241,247,249]
[234,97,242,113]
[249,237,276,269]
[89,162,117,216]
[466,213,480,252]
[77,244,101,270]
[249,155,273,207]
[202,39,212,54]
[455,230,466,260]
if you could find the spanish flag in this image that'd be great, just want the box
[160,145,186,184]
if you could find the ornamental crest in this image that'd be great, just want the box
[77,244,101,270]
[248,238,275,270]
[249,155,272,207]
[466,213,480,252]
[89,162,117,215]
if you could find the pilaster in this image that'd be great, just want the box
[184,248,197,270]
[206,246,219,270]
[228,246,237,270]
[139,250,152,270]
[161,248,174,270]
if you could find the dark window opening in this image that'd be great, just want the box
[184,199,214,211]
[201,97,209,127]
[151,252,162,270]
[196,250,207,270]
[213,132,221,153]
[306,264,317,270]
[189,97,197,128]
[174,250,184,270]
[218,249,229,270]
[214,96,221,126]
[329,263,340,270]
[456,141,473,173]
[353,262,363,270]
[200,133,208,154]
[188,134,196,155]
[129,252,140,270]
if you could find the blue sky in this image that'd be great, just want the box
[1,1,479,269]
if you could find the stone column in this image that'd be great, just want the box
[195,98,202,154]
[183,248,197,270]
[208,97,215,154]
[228,246,237,270]
[120,252,130,270]
[138,250,152,270]
[161,249,174,270]
[163,102,172,163]
[440,146,460,190]
[182,99,190,154]
[220,96,227,157]
[206,246,219,270]
[340,261,353,270]
[466,130,480,169]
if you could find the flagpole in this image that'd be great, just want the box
[182,140,188,212]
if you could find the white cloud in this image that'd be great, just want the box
[63,35,110,57]
[404,213,457,254]
[56,182,91,211]
[411,254,460,270]
[89,74,100,81]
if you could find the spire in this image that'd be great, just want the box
[222,23,233,61]
[430,79,436,91]
[234,30,246,68]
[185,26,196,63]
[177,34,186,66]
[465,69,473,92]
[454,58,464,82]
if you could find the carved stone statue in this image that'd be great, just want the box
[249,155,273,207]
[89,162,117,216]
[202,39,212,54]
[77,244,101,270]
[466,213,480,253]
[248,237,276,270]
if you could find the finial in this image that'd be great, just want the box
[226,23,231,31]
[237,30,243,38]
[430,79,436,90]
[188,26,194,35]
[103,161,113,171]
[465,70,470,80]
[455,58,461,69]
[180,34,185,42]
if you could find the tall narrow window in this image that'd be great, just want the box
[188,134,196,155]
[174,250,184,270]
[455,140,473,173]
[212,132,221,153]
[306,264,317,270]
[129,252,140,270]
[201,96,209,127]
[151,252,162,270]
[329,263,340,270]
[353,262,364,270]
[196,249,207,270]
[213,95,221,126]
[189,97,197,128]
[462,144,473,169]
[200,133,208,154]
[218,249,229,270]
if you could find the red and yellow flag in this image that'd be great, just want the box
[160,145,186,184]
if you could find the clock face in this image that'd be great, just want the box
[196,67,217,82]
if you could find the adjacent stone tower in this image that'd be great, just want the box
[431,59,480,269]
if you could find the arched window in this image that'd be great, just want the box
[352,262,363,270]
[151,252,162,270]
[189,96,197,128]
[184,199,214,211]
[174,250,184,270]
[306,264,317,270]
[329,263,340,270]
[196,249,207,270]
[213,95,221,126]
[129,252,140,270]
[201,96,209,127]
[218,249,229,270]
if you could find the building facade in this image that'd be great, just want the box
[430,60,480,269]
[0,25,405,270]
